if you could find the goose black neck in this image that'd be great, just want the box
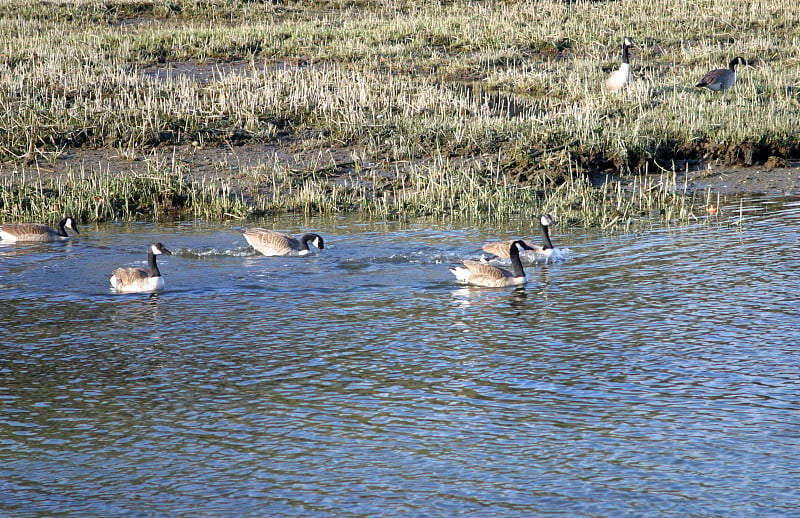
[299,234,313,251]
[540,223,554,250]
[299,233,322,251]
[56,218,69,237]
[622,42,630,64]
[509,241,526,278]
[147,251,162,277]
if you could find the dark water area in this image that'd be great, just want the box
[2,198,799,517]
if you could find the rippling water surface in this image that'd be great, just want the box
[2,198,799,517]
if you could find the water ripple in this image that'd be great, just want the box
[2,205,800,516]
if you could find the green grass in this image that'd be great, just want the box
[1,0,797,226]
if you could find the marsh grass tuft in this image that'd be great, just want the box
[0,158,253,223]
[1,153,704,228]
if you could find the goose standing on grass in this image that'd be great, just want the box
[110,243,172,293]
[243,228,325,256]
[450,240,528,287]
[483,214,558,263]
[605,37,635,92]
[0,217,80,243]
[695,57,746,91]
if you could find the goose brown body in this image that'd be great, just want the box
[0,217,79,243]
[110,243,171,293]
[243,228,324,256]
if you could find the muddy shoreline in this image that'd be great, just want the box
[3,143,799,205]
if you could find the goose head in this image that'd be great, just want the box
[63,217,80,234]
[729,56,746,70]
[306,233,325,250]
[150,242,172,256]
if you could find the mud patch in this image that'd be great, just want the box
[678,161,800,196]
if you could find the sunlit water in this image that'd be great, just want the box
[2,198,799,517]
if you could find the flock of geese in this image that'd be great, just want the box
[0,214,564,292]
[605,37,746,92]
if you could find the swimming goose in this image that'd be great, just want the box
[110,243,172,293]
[243,228,324,256]
[605,37,634,92]
[695,57,746,91]
[0,217,80,242]
[483,214,557,263]
[450,240,528,287]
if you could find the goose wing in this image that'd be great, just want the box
[111,267,150,284]
[461,259,512,280]
[696,68,727,87]
[243,228,299,255]
[110,267,151,291]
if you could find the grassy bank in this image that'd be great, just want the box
[1,0,797,225]
[0,152,702,230]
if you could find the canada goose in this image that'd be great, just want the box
[605,37,634,92]
[450,240,527,287]
[0,217,80,243]
[482,214,557,263]
[695,57,746,91]
[110,243,172,293]
[243,228,324,256]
